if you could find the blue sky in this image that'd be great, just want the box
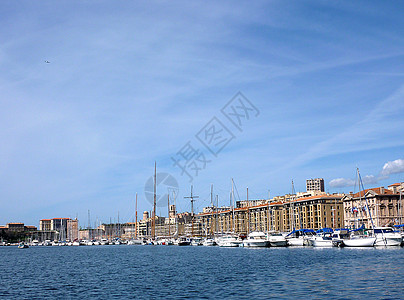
[1,1,403,226]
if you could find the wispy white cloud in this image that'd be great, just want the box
[0,1,403,224]
[381,159,404,176]
[329,178,356,188]
[329,159,404,189]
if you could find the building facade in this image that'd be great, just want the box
[306,178,325,192]
[197,194,344,235]
[343,183,404,228]
[67,219,79,241]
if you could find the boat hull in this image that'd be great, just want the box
[374,236,402,246]
[269,240,288,247]
[312,238,333,247]
[242,240,269,247]
[286,238,304,246]
[343,237,376,247]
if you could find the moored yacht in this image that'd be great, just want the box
[285,229,316,246]
[127,239,143,245]
[18,243,29,249]
[342,235,376,247]
[30,240,40,246]
[190,237,203,246]
[202,238,216,246]
[241,232,269,247]
[337,227,376,247]
[310,228,334,247]
[100,238,109,245]
[267,232,287,247]
[216,234,242,247]
[374,227,403,246]
[176,237,191,246]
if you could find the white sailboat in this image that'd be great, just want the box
[343,168,392,247]
[128,193,143,245]
[340,225,376,247]
[343,235,376,247]
[217,179,242,247]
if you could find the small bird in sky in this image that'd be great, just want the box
[44,60,50,63]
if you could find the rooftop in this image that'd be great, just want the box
[352,187,395,198]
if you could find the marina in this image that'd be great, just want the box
[0,244,403,299]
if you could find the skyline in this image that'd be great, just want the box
[1,1,404,226]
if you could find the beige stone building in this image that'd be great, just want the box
[67,219,79,241]
[342,183,404,228]
[197,194,344,234]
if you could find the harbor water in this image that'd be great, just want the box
[1,246,403,299]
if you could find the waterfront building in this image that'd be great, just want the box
[79,228,105,240]
[197,194,344,234]
[39,219,52,231]
[282,195,344,231]
[51,218,70,240]
[4,223,25,232]
[39,218,72,241]
[343,183,404,228]
[67,219,79,241]
[306,178,325,192]
[0,223,37,234]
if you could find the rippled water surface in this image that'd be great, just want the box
[0,246,403,299]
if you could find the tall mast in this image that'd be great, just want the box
[267,189,271,232]
[247,187,250,234]
[184,185,199,237]
[168,194,170,237]
[357,168,375,229]
[152,162,157,239]
[210,184,213,235]
[231,178,235,233]
[174,190,178,237]
[88,210,91,241]
[399,184,402,225]
[216,195,219,234]
[135,193,138,239]
[291,180,295,231]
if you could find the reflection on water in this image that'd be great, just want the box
[0,246,403,299]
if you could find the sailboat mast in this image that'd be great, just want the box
[135,193,138,239]
[247,187,250,234]
[291,180,295,231]
[216,195,219,234]
[399,186,403,225]
[267,189,271,232]
[168,194,170,237]
[174,190,178,237]
[185,185,199,237]
[357,168,375,229]
[152,162,157,239]
[232,179,235,233]
[210,184,213,236]
[191,186,194,236]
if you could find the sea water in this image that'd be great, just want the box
[0,246,403,299]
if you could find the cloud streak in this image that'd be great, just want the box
[329,159,404,188]
[381,159,404,176]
